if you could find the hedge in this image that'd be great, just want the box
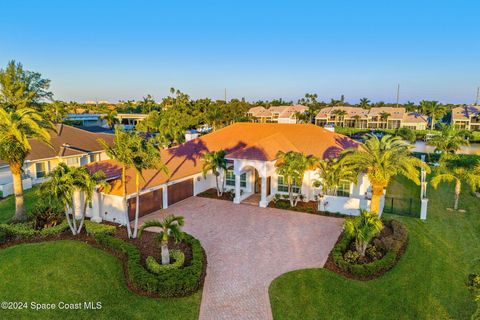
[0,221,69,241]
[332,219,408,278]
[146,250,185,274]
[84,220,116,236]
[95,232,205,297]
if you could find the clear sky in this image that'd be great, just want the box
[1,0,479,104]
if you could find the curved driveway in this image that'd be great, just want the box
[139,197,343,320]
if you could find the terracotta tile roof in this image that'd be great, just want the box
[368,107,405,119]
[402,112,428,124]
[0,124,113,166]
[278,105,307,119]
[247,106,267,116]
[88,123,358,196]
[315,106,369,119]
[452,106,480,120]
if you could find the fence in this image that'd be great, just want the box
[383,196,421,218]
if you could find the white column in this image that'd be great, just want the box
[73,190,83,220]
[259,176,268,208]
[162,186,168,209]
[420,198,428,220]
[91,191,103,222]
[233,174,241,204]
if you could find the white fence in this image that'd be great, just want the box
[0,178,33,198]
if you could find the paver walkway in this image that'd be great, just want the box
[139,197,343,320]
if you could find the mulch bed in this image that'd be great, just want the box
[268,199,344,218]
[324,227,408,281]
[0,224,207,298]
[196,188,233,201]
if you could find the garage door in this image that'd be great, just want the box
[128,188,163,221]
[168,178,194,206]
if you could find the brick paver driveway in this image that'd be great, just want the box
[139,197,343,320]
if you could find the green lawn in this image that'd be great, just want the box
[0,187,38,223]
[0,240,201,319]
[269,176,480,320]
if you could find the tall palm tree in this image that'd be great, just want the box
[205,104,223,131]
[139,215,185,265]
[276,151,318,206]
[98,127,135,237]
[0,108,54,221]
[358,98,370,109]
[419,100,446,130]
[314,158,357,196]
[202,150,228,197]
[427,124,469,160]
[39,163,108,235]
[342,134,430,214]
[430,162,480,211]
[101,110,119,129]
[130,137,168,238]
[344,210,383,256]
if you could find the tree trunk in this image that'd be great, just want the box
[215,173,221,197]
[10,162,26,222]
[161,240,170,265]
[64,206,76,235]
[454,180,461,210]
[288,181,294,207]
[122,165,132,238]
[431,115,435,130]
[133,173,140,238]
[356,239,367,257]
[370,184,385,215]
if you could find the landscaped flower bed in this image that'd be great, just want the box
[0,220,206,298]
[268,199,344,218]
[196,188,234,201]
[325,219,409,280]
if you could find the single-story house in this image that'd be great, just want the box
[0,124,113,197]
[85,123,380,225]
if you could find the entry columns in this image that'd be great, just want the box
[259,176,268,208]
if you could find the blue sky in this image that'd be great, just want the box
[1,0,479,104]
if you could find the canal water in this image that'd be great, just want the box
[413,141,480,155]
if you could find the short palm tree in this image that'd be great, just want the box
[101,110,119,129]
[39,163,108,235]
[202,150,228,197]
[0,108,54,221]
[358,98,370,109]
[98,127,135,237]
[331,109,347,127]
[342,134,430,214]
[344,209,383,256]
[352,115,361,128]
[314,158,357,196]
[379,112,391,129]
[276,151,318,206]
[419,100,446,130]
[139,215,185,265]
[130,138,168,238]
[430,162,480,211]
[428,124,469,160]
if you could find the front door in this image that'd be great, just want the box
[254,170,261,193]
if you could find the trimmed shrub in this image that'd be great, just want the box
[0,220,69,240]
[146,250,185,274]
[95,232,205,297]
[84,220,116,236]
[38,220,70,236]
[0,229,6,244]
[332,219,408,278]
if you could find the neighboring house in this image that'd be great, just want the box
[315,106,428,130]
[247,105,308,123]
[64,113,148,130]
[0,124,113,198]
[451,105,480,131]
[85,123,379,225]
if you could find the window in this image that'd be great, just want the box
[89,153,98,163]
[66,157,79,166]
[337,180,351,197]
[35,162,46,179]
[278,175,300,193]
[225,169,246,188]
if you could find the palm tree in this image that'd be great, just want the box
[419,100,446,130]
[0,108,54,221]
[342,134,430,214]
[379,112,391,129]
[358,98,370,109]
[430,162,480,211]
[314,158,357,196]
[101,110,119,129]
[352,115,361,128]
[330,99,342,107]
[205,104,223,131]
[276,151,318,206]
[331,109,347,127]
[344,210,383,256]
[202,150,228,197]
[427,124,469,160]
[130,138,168,238]
[139,215,184,265]
[405,101,417,112]
[98,127,135,237]
[39,163,108,235]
